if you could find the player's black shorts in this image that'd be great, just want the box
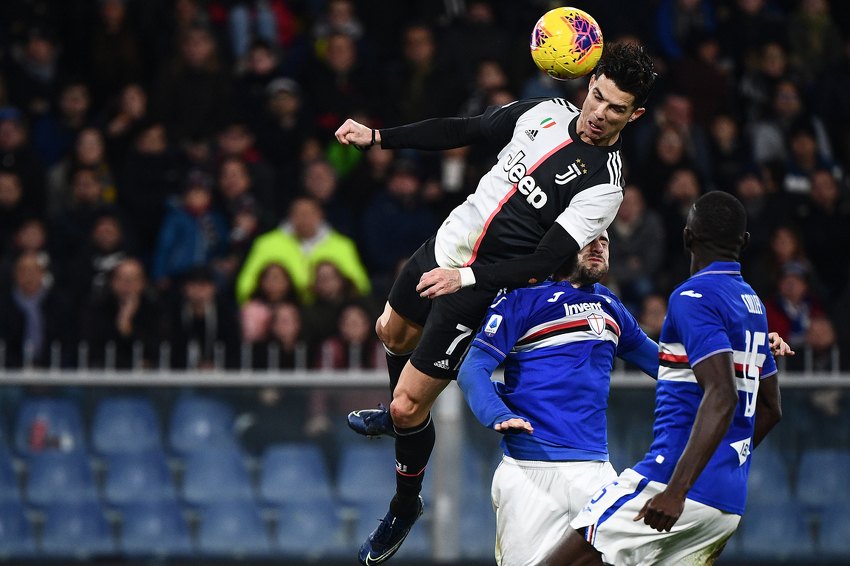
[388,237,500,380]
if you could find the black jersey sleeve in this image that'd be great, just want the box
[379,116,485,150]
[469,223,580,293]
[480,98,549,146]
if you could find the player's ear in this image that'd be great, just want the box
[683,227,694,252]
[740,231,751,253]
[588,74,596,90]
[628,107,646,122]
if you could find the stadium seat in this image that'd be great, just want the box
[337,444,397,504]
[197,500,272,556]
[260,443,333,504]
[818,502,850,556]
[25,450,98,506]
[276,496,348,558]
[120,500,194,557]
[747,449,791,504]
[40,500,116,557]
[103,450,176,505]
[0,445,20,501]
[795,449,850,508]
[14,398,86,455]
[168,397,236,454]
[181,446,253,505]
[739,501,814,560]
[91,396,162,455]
[460,491,496,560]
[0,500,36,558]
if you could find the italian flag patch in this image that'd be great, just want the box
[541,117,556,128]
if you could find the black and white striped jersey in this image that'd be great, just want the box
[434,98,625,269]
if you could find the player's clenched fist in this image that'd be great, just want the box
[334,118,379,148]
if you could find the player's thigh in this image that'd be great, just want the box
[376,301,423,355]
[386,237,439,332]
[409,286,497,380]
[572,469,739,566]
[492,458,615,566]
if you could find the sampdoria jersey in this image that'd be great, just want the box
[632,262,778,515]
[434,98,624,270]
[471,280,646,461]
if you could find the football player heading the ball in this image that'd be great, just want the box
[335,41,656,565]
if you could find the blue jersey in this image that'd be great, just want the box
[632,262,778,515]
[470,280,647,461]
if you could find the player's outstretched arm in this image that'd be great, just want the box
[334,118,380,149]
[634,352,738,532]
[457,347,530,433]
[753,375,781,449]
[335,115,485,152]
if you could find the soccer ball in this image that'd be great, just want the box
[530,7,603,80]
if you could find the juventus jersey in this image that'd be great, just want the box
[632,262,778,515]
[434,98,625,270]
[470,280,646,461]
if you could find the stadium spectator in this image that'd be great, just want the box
[360,159,437,286]
[64,214,129,306]
[737,42,797,125]
[0,220,53,291]
[214,121,278,213]
[239,262,296,343]
[31,81,91,168]
[717,0,788,70]
[151,170,229,286]
[102,83,149,164]
[636,126,692,207]
[48,167,116,264]
[152,25,233,143]
[88,0,144,105]
[638,293,668,343]
[236,39,284,126]
[787,0,843,84]
[46,127,117,217]
[782,122,841,194]
[0,252,71,368]
[655,0,717,61]
[117,122,183,254]
[250,301,308,369]
[301,260,361,346]
[708,114,752,194]
[670,33,729,127]
[0,106,46,217]
[659,168,702,289]
[765,260,824,351]
[7,26,63,119]
[301,159,355,237]
[607,185,665,314]
[439,1,513,81]
[168,266,240,369]
[228,1,282,61]
[236,197,370,304]
[79,257,166,368]
[0,171,34,251]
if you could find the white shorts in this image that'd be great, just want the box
[570,469,741,566]
[491,456,617,566]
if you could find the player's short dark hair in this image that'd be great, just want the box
[594,42,656,109]
[691,191,747,249]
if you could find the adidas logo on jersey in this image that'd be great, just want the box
[525,129,538,141]
[433,359,450,370]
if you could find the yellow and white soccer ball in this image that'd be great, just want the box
[530,7,604,80]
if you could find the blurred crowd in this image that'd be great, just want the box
[1,0,850,374]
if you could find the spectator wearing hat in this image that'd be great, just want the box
[151,169,229,287]
[0,106,46,218]
[360,158,437,288]
[254,76,310,201]
[168,266,240,369]
[236,197,370,304]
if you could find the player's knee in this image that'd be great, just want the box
[390,395,419,428]
[376,321,412,353]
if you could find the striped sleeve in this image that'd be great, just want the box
[554,183,623,250]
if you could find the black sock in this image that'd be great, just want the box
[385,347,412,395]
[390,413,435,518]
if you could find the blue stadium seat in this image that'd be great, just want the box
[198,500,272,556]
[0,445,20,501]
[168,397,236,454]
[181,446,253,505]
[104,450,176,505]
[260,443,333,504]
[747,449,791,504]
[739,501,814,561]
[795,449,850,508]
[276,496,348,558]
[92,397,162,455]
[120,500,194,557]
[0,500,36,558]
[40,500,116,557]
[460,491,496,560]
[818,502,850,557]
[14,398,86,455]
[337,444,397,504]
[25,450,98,506]
[354,501,431,560]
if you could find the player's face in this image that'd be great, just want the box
[578,74,645,145]
[573,231,610,285]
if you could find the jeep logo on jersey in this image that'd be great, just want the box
[586,313,606,336]
[504,151,548,209]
